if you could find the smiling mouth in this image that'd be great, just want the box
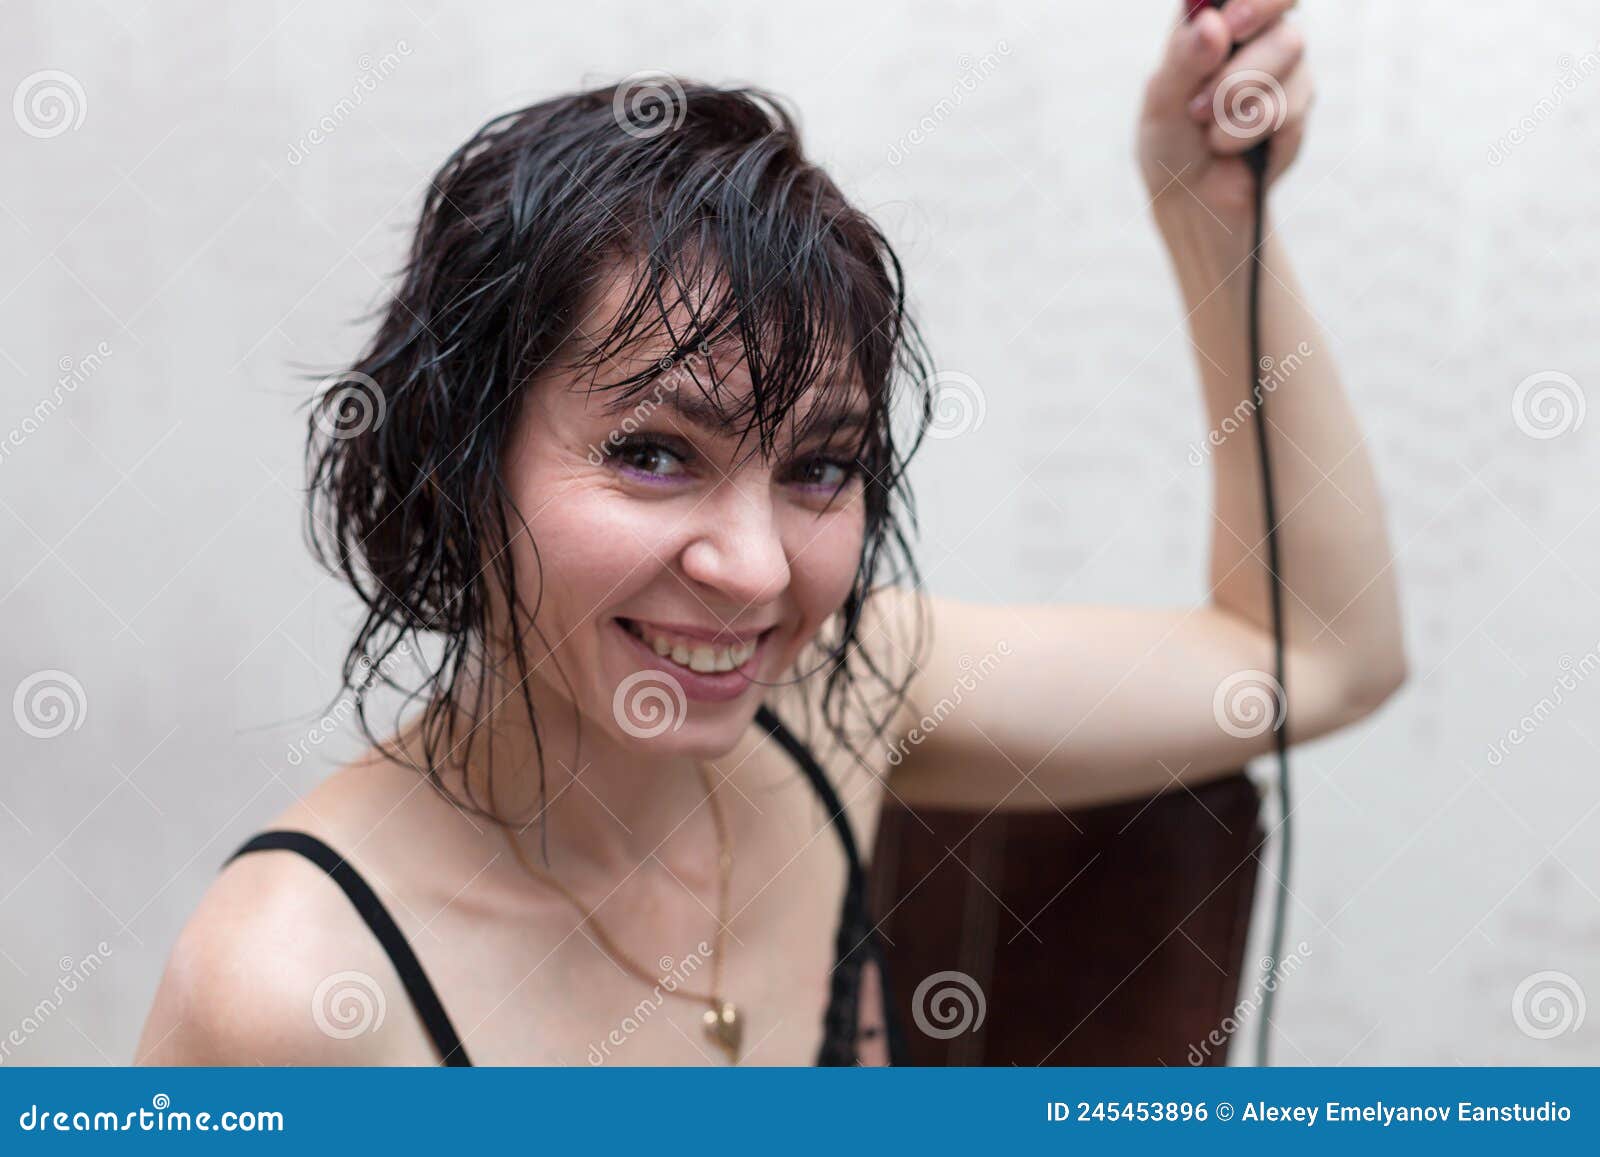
[615,617,770,675]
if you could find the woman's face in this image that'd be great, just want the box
[499,308,868,758]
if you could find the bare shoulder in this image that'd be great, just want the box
[137,748,445,1066]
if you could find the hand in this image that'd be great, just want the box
[1137,0,1313,227]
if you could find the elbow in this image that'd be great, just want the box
[1342,646,1409,722]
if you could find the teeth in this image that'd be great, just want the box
[623,621,759,675]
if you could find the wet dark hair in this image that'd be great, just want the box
[304,79,933,1061]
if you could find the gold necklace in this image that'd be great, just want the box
[500,760,742,1063]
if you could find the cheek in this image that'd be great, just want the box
[507,471,658,628]
[785,504,866,626]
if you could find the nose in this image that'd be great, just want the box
[678,480,792,609]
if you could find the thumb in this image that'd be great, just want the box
[1146,6,1230,113]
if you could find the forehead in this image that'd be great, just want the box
[560,256,872,444]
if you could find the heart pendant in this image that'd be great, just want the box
[702,1001,742,1063]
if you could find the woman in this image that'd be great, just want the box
[139,0,1405,1067]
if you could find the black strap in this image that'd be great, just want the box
[224,830,472,1067]
[754,703,909,1066]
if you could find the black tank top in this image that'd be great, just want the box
[224,703,906,1066]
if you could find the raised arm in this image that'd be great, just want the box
[880,0,1406,811]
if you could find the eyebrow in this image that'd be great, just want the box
[601,387,869,439]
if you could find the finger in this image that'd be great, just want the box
[1282,59,1315,126]
[1188,18,1306,121]
[1146,6,1232,113]
[1208,52,1311,157]
[1190,17,1306,116]
[1260,64,1314,171]
[1218,0,1298,45]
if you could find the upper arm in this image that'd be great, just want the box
[136,854,403,1066]
[873,586,1405,811]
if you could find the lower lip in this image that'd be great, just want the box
[613,619,773,704]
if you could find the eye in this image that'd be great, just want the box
[789,454,860,493]
[606,436,689,480]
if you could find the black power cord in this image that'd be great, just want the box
[1242,140,1291,1070]
[1194,0,1291,1067]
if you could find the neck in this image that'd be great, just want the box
[413,673,725,884]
